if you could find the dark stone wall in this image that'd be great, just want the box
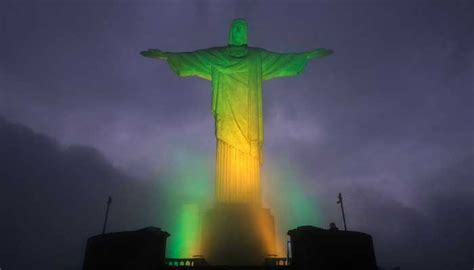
[83,227,169,270]
[288,226,377,270]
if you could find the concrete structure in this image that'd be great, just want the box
[201,204,276,265]
[288,226,377,270]
[83,227,170,270]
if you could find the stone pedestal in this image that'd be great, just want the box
[201,204,276,265]
[288,226,377,270]
[83,227,170,270]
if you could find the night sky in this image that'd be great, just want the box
[1,0,473,270]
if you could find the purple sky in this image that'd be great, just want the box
[1,0,473,269]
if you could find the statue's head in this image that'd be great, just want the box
[228,18,248,46]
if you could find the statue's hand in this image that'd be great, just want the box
[140,49,168,60]
[306,48,334,59]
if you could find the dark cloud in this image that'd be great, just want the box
[0,117,167,270]
[1,0,473,269]
[344,156,474,269]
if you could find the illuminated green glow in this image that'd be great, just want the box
[169,203,202,258]
[263,158,323,255]
[156,147,212,258]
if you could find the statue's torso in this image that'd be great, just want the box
[209,47,264,155]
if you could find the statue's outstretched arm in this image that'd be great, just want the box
[140,49,168,60]
[304,48,334,60]
[261,48,333,80]
[140,48,214,80]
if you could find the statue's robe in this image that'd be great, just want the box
[165,47,312,204]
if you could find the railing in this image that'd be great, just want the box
[264,257,291,267]
[166,257,290,268]
[165,258,208,267]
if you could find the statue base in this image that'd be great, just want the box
[201,203,276,266]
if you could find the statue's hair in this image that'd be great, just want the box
[231,18,247,26]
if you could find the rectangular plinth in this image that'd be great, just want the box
[201,204,276,266]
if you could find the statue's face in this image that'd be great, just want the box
[228,19,248,46]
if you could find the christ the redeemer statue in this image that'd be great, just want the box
[141,19,332,205]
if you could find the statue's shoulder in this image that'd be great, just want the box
[201,46,265,54]
[248,47,271,57]
[204,46,228,53]
[200,47,231,58]
[209,46,261,51]
[248,47,265,53]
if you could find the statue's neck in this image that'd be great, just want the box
[226,45,248,58]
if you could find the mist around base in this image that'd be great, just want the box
[152,144,322,258]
